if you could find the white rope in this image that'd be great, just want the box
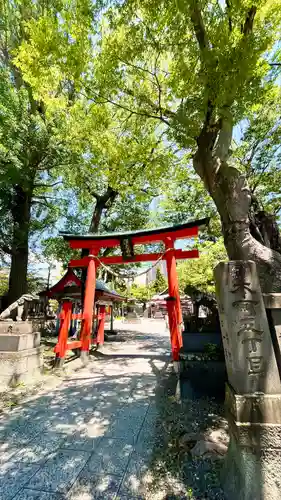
[89,248,172,280]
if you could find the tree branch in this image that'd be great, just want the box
[89,186,118,232]
[82,86,173,126]
[104,97,171,126]
[84,182,100,200]
[153,52,163,116]
[274,205,281,215]
[117,57,155,82]
[34,181,62,188]
[32,200,53,209]
[189,1,209,54]
[33,195,56,200]
[251,163,273,194]
[225,0,232,32]
[0,243,13,255]
[242,6,257,35]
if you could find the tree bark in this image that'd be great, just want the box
[89,198,104,233]
[7,186,32,305]
[81,186,118,300]
[193,121,281,293]
[89,186,118,233]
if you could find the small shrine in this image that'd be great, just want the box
[40,268,123,304]
[39,268,124,365]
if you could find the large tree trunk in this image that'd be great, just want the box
[7,186,32,305]
[193,121,281,293]
[81,186,118,298]
[215,175,281,293]
[89,186,118,233]
[89,198,104,233]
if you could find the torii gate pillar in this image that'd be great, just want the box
[80,253,97,364]
[165,238,183,362]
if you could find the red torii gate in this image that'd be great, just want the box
[61,218,209,363]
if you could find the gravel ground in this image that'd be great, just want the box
[142,365,227,500]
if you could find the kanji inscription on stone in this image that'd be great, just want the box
[214,261,281,394]
[247,355,264,375]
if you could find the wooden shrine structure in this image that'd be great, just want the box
[40,268,123,364]
[40,268,123,304]
[60,218,209,364]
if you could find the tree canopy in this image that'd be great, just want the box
[1,0,281,300]
[177,239,227,295]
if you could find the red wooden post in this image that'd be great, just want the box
[96,304,106,345]
[110,304,114,332]
[80,256,96,363]
[165,297,180,361]
[54,300,72,366]
[165,237,183,360]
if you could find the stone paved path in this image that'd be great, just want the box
[0,320,171,500]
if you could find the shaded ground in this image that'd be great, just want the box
[0,320,226,499]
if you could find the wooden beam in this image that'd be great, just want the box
[69,249,199,268]
[67,226,199,250]
[66,340,82,350]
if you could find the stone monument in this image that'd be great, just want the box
[0,295,43,388]
[214,261,281,500]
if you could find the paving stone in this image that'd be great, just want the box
[132,387,155,399]
[35,408,85,431]
[134,436,157,457]
[0,441,19,464]
[105,416,144,443]
[12,489,65,499]
[61,430,102,452]
[115,494,144,500]
[85,415,111,438]
[26,449,91,493]
[0,320,172,500]
[146,401,160,416]
[134,414,159,453]
[124,394,152,405]
[67,470,122,500]
[23,394,54,406]
[11,431,66,463]
[0,462,40,500]
[1,406,39,422]
[0,421,41,446]
[85,438,133,475]
[115,402,149,420]
[31,410,84,435]
[142,411,159,428]
[118,452,152,498]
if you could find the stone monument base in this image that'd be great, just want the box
[0,321,43,389]
[0,346,44,388]
[223,383,281,500]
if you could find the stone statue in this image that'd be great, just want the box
[0,294,37,321]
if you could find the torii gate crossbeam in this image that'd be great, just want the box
[61,218,209,364]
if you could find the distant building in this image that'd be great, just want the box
[133,272,147,286]
[147,289,194,318]
[145,260,167,286]
[133,260,168,287]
